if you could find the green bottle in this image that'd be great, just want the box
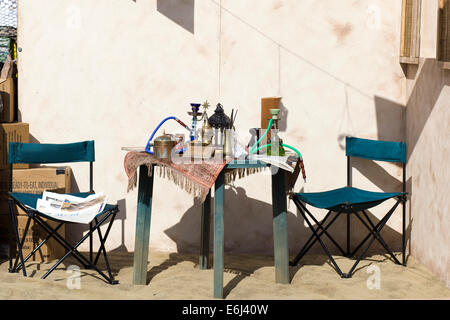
[267,138,286,156]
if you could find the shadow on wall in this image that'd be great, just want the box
[404,58,450,158]
[374,96,405,142]
[157,0,195,34]
[164,185,403,256]
[374,58,450,157]
[164,185,309,255]
[28,133,40,144]
[403,58,450,281]
[351,157,406,192]
[164,186,297,255]
[367,58,450,263]
[278,101,289,132]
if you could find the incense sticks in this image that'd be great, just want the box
[229,109,238,129]
[230,109,234,129]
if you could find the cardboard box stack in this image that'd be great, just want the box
[0,122,71,261]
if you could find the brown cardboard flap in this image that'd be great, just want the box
[0,122,29,169]
[0,166,72,212]
[261,97,281,129]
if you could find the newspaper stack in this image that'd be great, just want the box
[249,152,299,173]
[36,191,108,224]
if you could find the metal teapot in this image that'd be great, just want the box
[153,130,177,160]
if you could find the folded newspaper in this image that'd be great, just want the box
[248,152,299,173]
[36,191,108,224]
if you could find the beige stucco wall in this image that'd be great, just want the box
[17,0,407,258]
[405,1,450,288]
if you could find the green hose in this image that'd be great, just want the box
[250,119,273,154]
[249,118,303,159]
[251,143,303,160]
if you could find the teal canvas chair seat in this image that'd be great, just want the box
[295,187,402,213]
[7,141,119,284]
[290,137,407,278]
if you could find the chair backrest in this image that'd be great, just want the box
[345,137,406,164]
[8,141,95,164]
[8,141,95,193]
[345,137,406,191]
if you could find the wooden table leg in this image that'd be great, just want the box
[133,164,154,285]
[213,171,225,299]
[272,169,290,284]
[199,189,211,270]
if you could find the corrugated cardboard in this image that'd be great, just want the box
[0,78,15,123]
[12,166,71,194]
[261,97,281,129]
[0,122,29,169]
[0,166,72,210]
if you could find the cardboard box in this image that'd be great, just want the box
[261,97,281,129]
[0,122,29,169]
[0,166,72,209]
[0,166,71,261]
[0,78,15,123]
[0,214,66,262]
[11,166,71,194]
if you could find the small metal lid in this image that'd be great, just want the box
[154,130,173,143]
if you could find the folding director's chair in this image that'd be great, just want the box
[290,137,407,278]
[7,141,119,284]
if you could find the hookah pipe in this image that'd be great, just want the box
[145,116,191,154]
[189,103,202,141]
[144,103,204,154]
[249,113,307,182]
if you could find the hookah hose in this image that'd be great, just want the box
[249,121,306,181]
[250,119,274,154]
[145,116,191,154]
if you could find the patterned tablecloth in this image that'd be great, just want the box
[124,151,300,202]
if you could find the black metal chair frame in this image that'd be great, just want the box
[290,156,407,278]
[8,161,119,285]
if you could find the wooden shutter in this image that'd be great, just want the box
[400,0,421,64]
[438,0,450,61]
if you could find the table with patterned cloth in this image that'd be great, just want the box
[124,151,295,299]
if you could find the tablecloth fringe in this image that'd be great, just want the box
[127,164,267,199]
[158,165,205,200]
[224,167,266,184]
[127,163,209,202]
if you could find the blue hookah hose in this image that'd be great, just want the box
[145,116,191,154]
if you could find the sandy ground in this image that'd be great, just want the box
[0,251,449,300]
